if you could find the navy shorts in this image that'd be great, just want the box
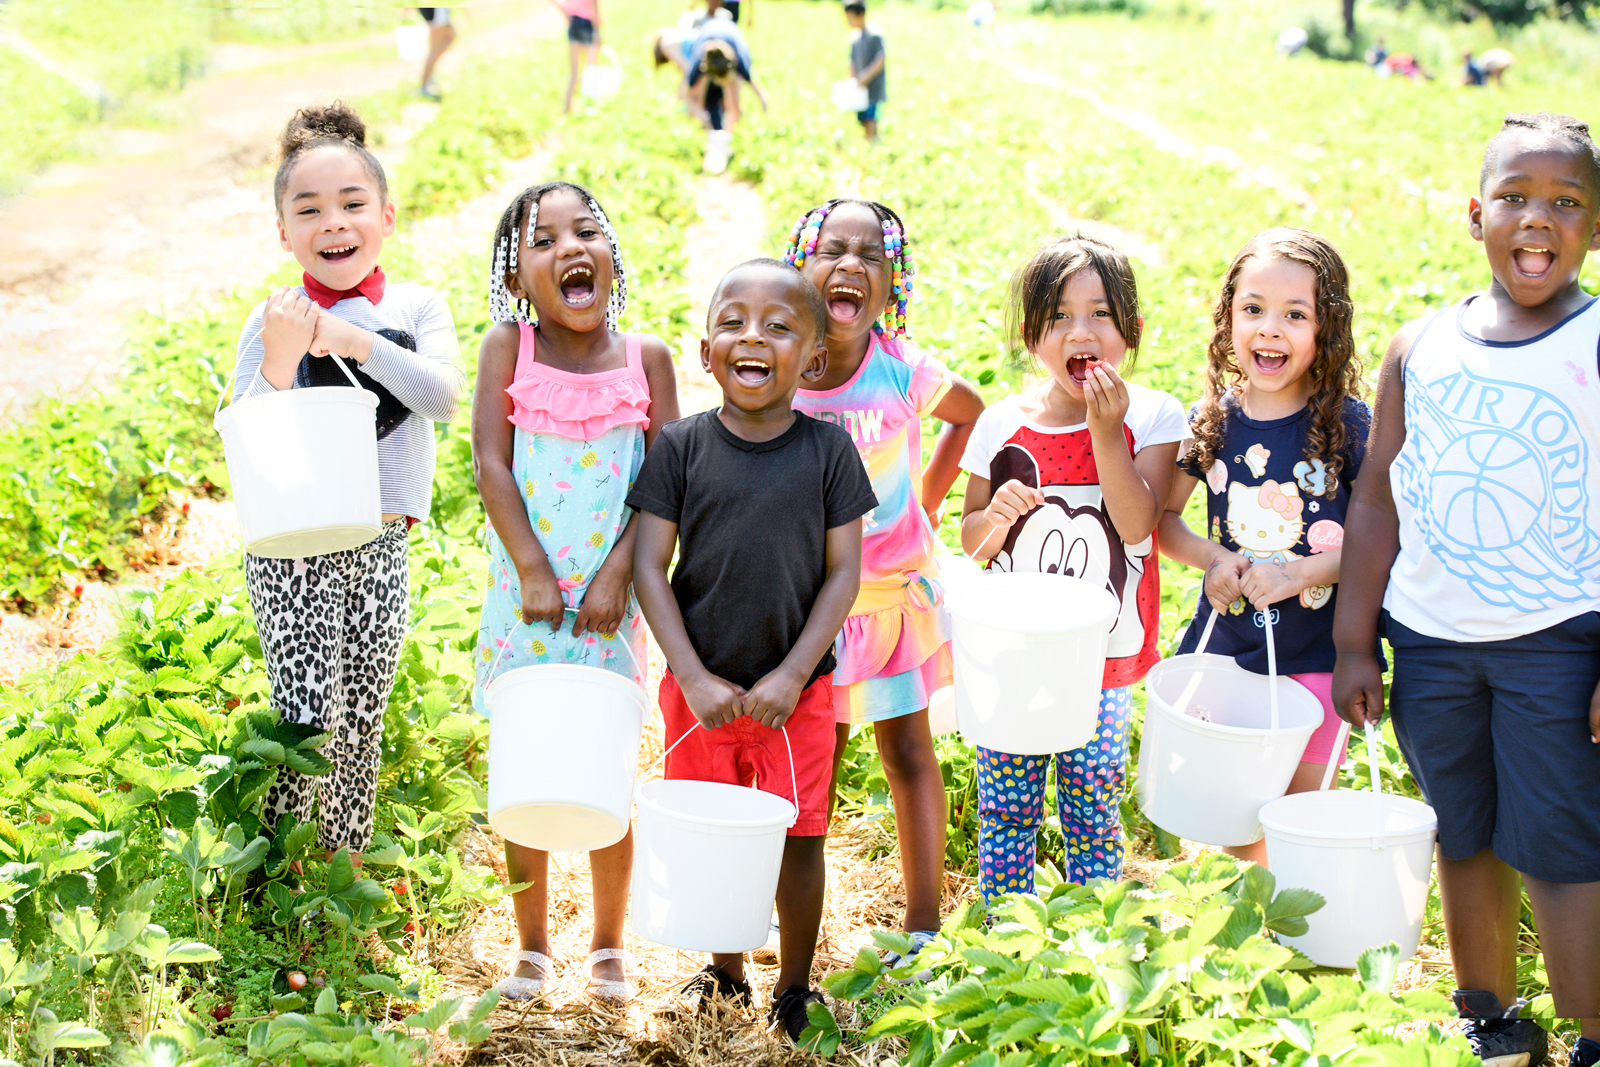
[568,15,595,44]
[1386,610,1600,882]
[856,100,881,124]
[417,7,450,27]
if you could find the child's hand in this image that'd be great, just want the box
[518,569,568,632]
[261,286,317,370]
[308,309,375,363]
[682,672,747,730]
[572,563,629,637]
[743,666,805,730]
[1203,551,1250,614]
[984,479,1045,530]
[1239,558,1303,610]
[1083,361,1132,439]
[1333,651,1385,727]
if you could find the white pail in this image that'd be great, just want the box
[486,663,646,852]
[948,572,1116,755]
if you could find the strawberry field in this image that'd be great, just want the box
[1,0,1598,1063]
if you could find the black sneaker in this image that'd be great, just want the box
[1453,990,1549,1067]
[768,984,829,1046]
[678,964,752,1014]
[1571,1038,1600,1067]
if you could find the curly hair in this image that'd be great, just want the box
[1184,228,1364,498]
[273,102,387,216]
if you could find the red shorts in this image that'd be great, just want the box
[658,672,836,837]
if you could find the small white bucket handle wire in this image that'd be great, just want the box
[485,611,644,685]
[215,321,366,418]
[970,444,1044,562]
[1364,721,1388,849]
[645,720,799,821]
[1170,605,1280,732]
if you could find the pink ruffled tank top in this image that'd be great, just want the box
[505,324,651,439]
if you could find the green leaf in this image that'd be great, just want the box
[865,1004,927,1038]
[931,975,990,1014]
[313,985,339,1016]
[404,995,462,1033]
[163,939,222,964]
[46,1022,110,1049]
[1358,942,1403,993]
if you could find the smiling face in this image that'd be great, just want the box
[1230,255,1319,408]
[701,265,827,418]
[802,203,892,348]
[506,187,614,331]
[1471,132,1600,309]
[276,145,395,289]
[1031,269,1131,402]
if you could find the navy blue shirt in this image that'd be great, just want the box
[1175,394,1378,675]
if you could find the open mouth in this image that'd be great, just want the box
[732,356,772,386]
[1067,355,1103,384]
[560,264,597,307]
[319,244,358,263]
[1512,246,1554,279]
[1251,349,1289,375]
[826,281,866,323]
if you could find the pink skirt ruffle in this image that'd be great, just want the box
[833,572,953,725]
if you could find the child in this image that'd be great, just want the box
[414,8,455,101]
[232,104,463,861]
[843,2,886,142]
[958,235,1185,898]
[471,181,680,1003]
[785,199,984,966]
[551,0,601,114]
[629,259,876,1042]
[684,18,768,136]
[1333,113,1600,1067]
[1159,228,1371,865]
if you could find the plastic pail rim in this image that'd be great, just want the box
[635,779,796,832]
[1259,791,1437,842]
[946,572,1117,635]
[213,384,379,433]
[1148,657,1322,737]
[485,661,647,708]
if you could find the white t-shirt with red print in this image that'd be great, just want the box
[959,385,1188,688]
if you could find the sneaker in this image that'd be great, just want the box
[881,929,939,984]
[678,964,752,1014]
[768,984,829,1046]
[1571,1038,1600,1067]
[419,81,442,102]
[1453,990,1550,1067]
[750,913,780,966]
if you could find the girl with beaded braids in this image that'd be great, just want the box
[471,181,679,1005]
[785,199,984,969]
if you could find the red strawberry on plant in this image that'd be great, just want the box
[211,1004,233,1022]
[287,972,307,990]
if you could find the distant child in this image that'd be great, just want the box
[785,199,984,968]
[959,235,1185,898]
[1158,227,1372,867]
[413,8,455,101]
[843,2,886,142]
[551,0,601,114]
[471,181,680,1004]
[1334,112,1600,1067]
[232,103,463,862]
[629,259,876,1042]
[683,17,768,135]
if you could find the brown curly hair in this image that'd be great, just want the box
[1184,228,1364,498]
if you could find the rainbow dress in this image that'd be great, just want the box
[793,329,954,724]
[472,326,651,715]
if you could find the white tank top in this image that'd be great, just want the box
[1386,294,1600,641]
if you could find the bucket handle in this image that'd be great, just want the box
[214,321,368,418]
[1364,721,1388,850]
[646,720,800,823]
[1170,606,1281,733]
[485,612,646,687]
[1318,719,1351,791]
[969,444,1044,563]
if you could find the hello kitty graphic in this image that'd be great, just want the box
[1225,479,1331,609]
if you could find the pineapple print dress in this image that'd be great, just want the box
[472,326,652,714]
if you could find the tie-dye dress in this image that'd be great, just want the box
[792,329,954,724]
[472,327,651,715]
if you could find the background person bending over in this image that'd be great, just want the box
[685,18,768,134]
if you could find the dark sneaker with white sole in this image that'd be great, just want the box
[881,929,940,984]
[677,964,752,1014]
[769,984,829,1046]
[1453,990,1549,1067]
[1570,1037,1600,1067]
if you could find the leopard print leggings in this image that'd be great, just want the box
[245,518,410,854]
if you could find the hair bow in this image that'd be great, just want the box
[1258,481,1303,519]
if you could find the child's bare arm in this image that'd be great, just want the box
[1159,471,1249,613]
[633,512,746,727]
[960,474,1043,561]
[472,324,565,631]
[1098,439,1178,546]
[1332,321,1418,726]
[922,376,985,525]
[745,519,864,729]
[855,50,885,86]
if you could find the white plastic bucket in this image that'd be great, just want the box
[830,77,869,112]
[394,22,429,62]
[486,663,646,852]
[1261,723,1438,970]
[581,45,623,100]
[631,777,796,953]
[214,353,382,559]
[948,572,1117,755]
[926,548,982,736]
[1137,611,1323,846]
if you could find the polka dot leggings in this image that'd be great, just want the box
[976,687,1132,900]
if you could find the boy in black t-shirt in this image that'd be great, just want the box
[629,259,876,1044]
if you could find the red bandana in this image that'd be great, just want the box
[301,265,386,309]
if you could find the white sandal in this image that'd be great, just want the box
[494,950,553,1002]
[585,948,634,1004]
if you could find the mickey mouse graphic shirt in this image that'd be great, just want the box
[1174,393,1372,674]
[960,386,1188,687]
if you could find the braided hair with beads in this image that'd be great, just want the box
[488,181,628,330]
[782,199,914,337]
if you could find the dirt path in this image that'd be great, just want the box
[676,175,769,415]
[0,0,560,419]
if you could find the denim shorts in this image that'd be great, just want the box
[1385,610,1600,883]
[857,101,881,124]
[568,15,595,44]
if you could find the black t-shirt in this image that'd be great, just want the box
[1175,395,1380,674]
[626,410,878,690]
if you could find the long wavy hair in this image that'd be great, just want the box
[1184,228,1364,497]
